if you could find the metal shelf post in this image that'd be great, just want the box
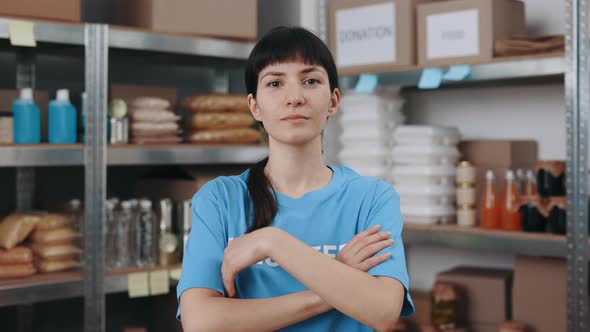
[84,23,108,332]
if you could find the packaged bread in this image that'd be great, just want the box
[186,112,255,130]
[36,213,72,231]
[131,97,171,110]
[131,122,179,132]
[31,227,79,245]
[0,263,36,279]
[35,259,80,273]
[0,214,41,250]
[131,136,183,144]
[31,243,81,261]
[0,246,33,264]
[187,128,261,144]
[131,108,180,123]
[183,94,250,113]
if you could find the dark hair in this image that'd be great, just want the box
[245,26,339,233]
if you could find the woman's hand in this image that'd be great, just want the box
[221,227,278,297]
[336,225,394,272]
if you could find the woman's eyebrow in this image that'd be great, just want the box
[260,71,285,80]
[300,67,325,75]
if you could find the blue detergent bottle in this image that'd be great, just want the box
[49,89,77,144]
[12,88,41,144]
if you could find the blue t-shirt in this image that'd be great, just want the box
[177,165,414,331]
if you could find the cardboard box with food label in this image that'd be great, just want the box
[329,0,432,75]
[0,0,80,22]
[417,0,526,67]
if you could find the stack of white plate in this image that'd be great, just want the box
[338,93,405,179]
[391,126,461,225]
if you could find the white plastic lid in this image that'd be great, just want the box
[392,165,456,177]
[401,204,456,217]
[395,184,456,196]
[485,170,495,181]
[394,125,460,138]
[56,89,70,102]
[392,145,460,157]
[140,199,152,209]
[121,201,132,210]
[20,88,33,101]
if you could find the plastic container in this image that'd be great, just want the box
[343,162,389,178]
[391,145,461,165]
[401,204,456,225]
[338,145,390,161]
[391,165,456,186]
[393,125,461,146]
[340,123,395,142]
[12,88,41,144]
[397,184,455,205]
[49,89,77,144]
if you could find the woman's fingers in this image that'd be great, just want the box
[359,253,392,272]
[357,239,395,262]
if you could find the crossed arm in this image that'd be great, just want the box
[180,225,406,332]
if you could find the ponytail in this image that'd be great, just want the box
[246,157,278,233]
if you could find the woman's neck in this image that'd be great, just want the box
[265,136,333,199]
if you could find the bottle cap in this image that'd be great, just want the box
[56,89,70,102]
[20,88,33,101]
[121,201,132,210]
[485,170,495,181]
[140,199,152,210]
[506,169,515,181]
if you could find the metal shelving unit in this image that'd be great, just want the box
[321,0,589,329]
[0,144,84,167]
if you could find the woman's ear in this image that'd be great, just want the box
[248,94,263,121]
[327,88,341,118]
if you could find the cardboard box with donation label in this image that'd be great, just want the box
[417,0,526,67]
[329,0,433,75]
[436,266,513,327]
[116,0,257,40]
[0,0,80,22]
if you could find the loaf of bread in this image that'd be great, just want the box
[183,94,250,113]
[131,108,180,123]
[0,263,36,279]
[187,128,261,144]
[0,246,33,264]
[35,259,80,273]
[0,214,41,250]
[31,227,79,245]
[131,97,171,110]
[186,112,255,130]
[35,213,72,231]
[31,243,81,261]
[131,136,183,144]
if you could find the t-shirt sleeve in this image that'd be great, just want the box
[176,181,227,320]
[364,182,415,318]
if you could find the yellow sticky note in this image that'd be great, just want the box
[9,20,36,47]
[128,272,149,298]
[149,269,170,296]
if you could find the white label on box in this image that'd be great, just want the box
[335,3,396,67]
[426,9,479,59]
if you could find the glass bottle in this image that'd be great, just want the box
[137,199,157,267]
[501,170,522,231]
[480,170,501,229]
[524,169,538,196]
[116,200,133,269]
[105,200,118,271]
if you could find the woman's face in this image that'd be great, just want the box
[248,61,340,146]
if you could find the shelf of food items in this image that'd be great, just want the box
[328,0,564,87]
[0,195,186,307]
[0,85,268,167]
[0,0,256,58]
[399,255,563,332]
[336,93,577,258]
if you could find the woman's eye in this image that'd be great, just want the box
[267,81,281,87]
[304,78,319,85]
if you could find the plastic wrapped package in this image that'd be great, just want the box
[396,184,456,206]
[0,214,41,250]
[392,165,456,186]
[31,227,79,245]
[0,246,33,264]
[401,205,456,225]
[35,213,72,231]
[31,243,81,261]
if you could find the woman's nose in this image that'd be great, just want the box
[285,87,305,107]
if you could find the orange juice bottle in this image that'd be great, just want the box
[501,170,522,231]
[480,170,501,229]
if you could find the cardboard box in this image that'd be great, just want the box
[110,84,178,109]
[0,0,80,22]
[329,0,432,75]
[404,290,431,327]
[417,0,526,67]
[513,256,566,332]
[115,0,257,40]
[436,266,513,325]
[470,322,497,332]
[0,89,50,142]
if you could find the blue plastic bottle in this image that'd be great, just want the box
[49,89,77,144]
[12,88,41,144]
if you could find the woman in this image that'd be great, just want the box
[177,27,414,332]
